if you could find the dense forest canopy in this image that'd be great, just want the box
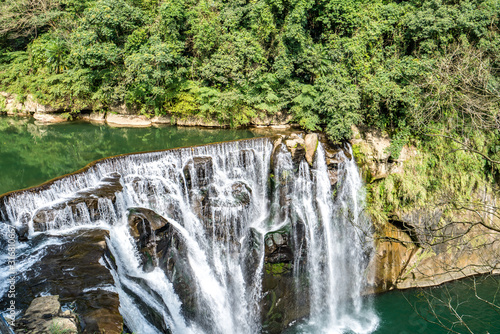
[0,0,499,149]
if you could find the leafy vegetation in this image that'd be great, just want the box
[0,0,499,143]
[366,130,500,224]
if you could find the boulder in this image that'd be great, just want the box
[33,113,67,124]
[15,295,79,334]
[106,114,152,127]
[304,133,318,165]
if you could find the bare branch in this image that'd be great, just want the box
[426,133,500,166]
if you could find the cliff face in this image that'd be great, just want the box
[352,126,500,292]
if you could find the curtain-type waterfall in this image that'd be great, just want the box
[0,137,379,334]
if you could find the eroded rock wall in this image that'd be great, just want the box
[352,125,500,292]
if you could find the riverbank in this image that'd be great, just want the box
[0,92,295,129]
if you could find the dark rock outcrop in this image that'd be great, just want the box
[126,208,197,322]
[3,230,123,334]
[183,157,214,189]
[260,223,308,334]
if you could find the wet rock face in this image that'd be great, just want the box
[126,208,197,322]
[231,181,252,207]
[265,231,293,263]
[182,153,253,243]
[4,230,123,334]
[243,227,263,279]
[127,207,169,272]
[284,134,306,166]
[15,212,31,241]
[32,173,123,231]
[261,262,310,334]
[261,225,309,334]
[183,157,214,189]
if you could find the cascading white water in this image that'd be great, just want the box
[288,146,379,333]
[0,137,378,334]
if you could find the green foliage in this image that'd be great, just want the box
[0,95,5,111]
[366,129,496,224]
[387,126,411,160]
[0,0,498,142]
[49,320,75,334]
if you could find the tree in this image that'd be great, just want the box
[0,0,63,42]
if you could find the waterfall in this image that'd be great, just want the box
[287,146,378,333]
[0,137,378,334]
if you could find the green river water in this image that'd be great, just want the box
[1,115,498,334]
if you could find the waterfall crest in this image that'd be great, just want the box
[0,136,378,334]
